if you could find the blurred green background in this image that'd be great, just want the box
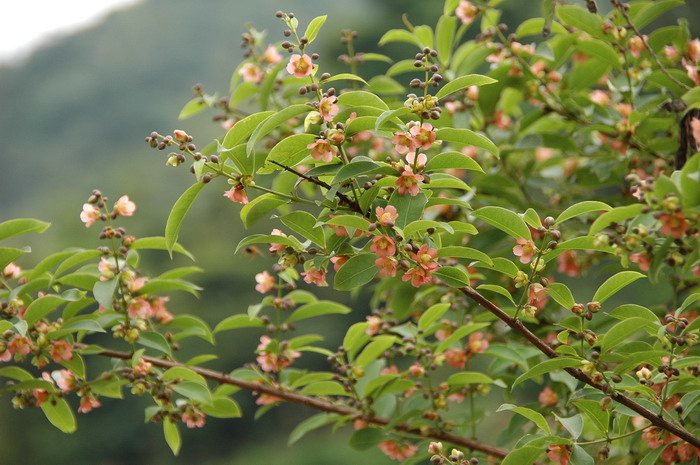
[1,0,698,463]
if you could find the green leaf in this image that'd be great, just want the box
[432,266,471,288]
[131,237,194,260]
[513,357,581,387]
[588,204,644,235]
[631,0,683,30]
[354,335,396,368]
[425,151,484,172]
[287,301,351,323]
[554,413,583,439]
[281,211,325,248]
[303,15,327,43]
[222,111,275,148]
[413,25,434,48]
[240,193,287,229]
[24,295,68,327]
[257,135,313,172]
[332,160,380,185]
[448,372,495,386]
[41,398,76,433]
[349,427,385,450]
[0,366,33,380]
[288,413,335,445]
[639,446,669,465]
[555,201,612,225]
[476,284,515,304]
[136,331,172,355]
[326,215,371,232]
[600,317,654,353]
[320,73,368,85]
[576,39,621,69]
[680,153,700,208]
[574,399,609,434]
[178,97,207,120]
[334,254,378,291]
[378,29,421,48]
[137,278,201,297]
[403,219,451,237]
[418,303,450,330]
[0,218,50,241]
[214,314,263,333]
[299,381,350,396]
[93,278,118,311]
[173,381,212,405]
[609,304,659,324]
[202,397,242,418]
[546,283,575,310]
[388,191,428,229]
[592,271,645,304]
[163,418,181,455]
[557,5,605,40]
[436,128,499,156]
[436,323,490,353]
[501,446,544,465]
[363,374,414,397]
[438,246,493,265]
[246,105,312,156]
[165,182,206,256]
[472,206,531,240]
[570,445,595,465]
[162,367,207,386]
[343,322,370,358]
[436,15,457,65]
[234,234,303,254]
[436,74,497,100]
[497,403,551,435]
[337,91,389,111]
[0,247,29,270]
[515,18,568,37]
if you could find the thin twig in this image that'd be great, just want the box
[90,346,510,458]
[460,286,700,449]
[269,160,366,216]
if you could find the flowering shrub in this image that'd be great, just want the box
[2,1,700,464]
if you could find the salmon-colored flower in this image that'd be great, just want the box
[307,139,337,162]
[50,341,73,363]
[391,131,417,154]
[589,89,610,106]
[151,296,173,324]
[539,386,558,407]
[301,267,328,287]
[688,39,700,63]
[128,298,152,319]
[455,0,478,25]
[513,238,536,264]
[408,122,436,150]
[664,45,680,60]
[547,445,571,465]
[318,96,339,122]
[375,256,397,277]
[405,152,427,170]
[80,203,101,227]
[286,54,313,78]
[224,185,249,205]
[371,235,396,258]
[466,85,479,101]
[628,35,647,58]
[78,395,101,414]
[9,336,32,357]
[557,250,582,277]
[255,270,276,294]
[443,348,467,369]
[239,63,263,83]
[528,283,549,310]
[691,117,700,142]
[629,252,651,271]
[412,244,439,272]
[366,315,382,335]
[375,205,399,226]
[683,59,700,85]
[263,45,282,64]
[182,410,206,428]
[133,357,153,376]
[378,440,419,461]
[3,262,21,279]
[330,255,349,272]
[256,335,301,372]
[269,229,287,253]
[467,331,489,354]
[659,213,690,239]
[402,266,433,287]
[113,195,136,217]
[396,166,424,196]
[493,110,511,130]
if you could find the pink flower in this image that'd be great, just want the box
[3,262,21,279]
[528,283,549,310]
[629,252,651,272]
[375,205,399,226]
[402,267,433,288]
[370,235,396,258]
[547,445,571,465]
[589,89,610,106]
[513,238,536,264]
[466,85,479,101]
[683,59,700,85]
[0,347,11,362]
[113,195,136,217]
[286,54,313,78]
[375,257,397,277]
[378,440,418,461]
[239,63,262,83]
[467,332,489,354]
[659,213,690,239]
[126,277,147,293]
[263,45,282,64]
[390,131,417,154]
[380,365,399,375]
[301,267,328,287]
[443,349,467,369]
[493,110,511,130]
[688,39,700,63]
[50,341,73,363]
[538,386,558,407]
[628,35,647,58]
[255,270,276,294]
[455,0,478,25]
[405,152,427,170]
[366,315,382,335]
[412,244,439,272]
[557,250,582,277]
[182,411,206,428]
[664,45,680,60]
[691,117,700,142]
[307,139,337,163]
[535,147,554,162]
[256,336,301,372]
[80,203,101,227]
[78,396,101,414]
[151,296,173,324]
[330,255,349,272]
[408,122,436,150]
[395,166,424,196]
[693,265,700,278]
[224,185,249,205]
[98,258,116,281]
[9,336,32,357]
[128,298,152,319]
[318,96,339,122]
[269,229,287,253]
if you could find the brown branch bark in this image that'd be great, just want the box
[268,160,366,216]
[91,346,509,459]
[460,286,700,449]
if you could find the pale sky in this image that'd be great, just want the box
[0,0,143,64]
